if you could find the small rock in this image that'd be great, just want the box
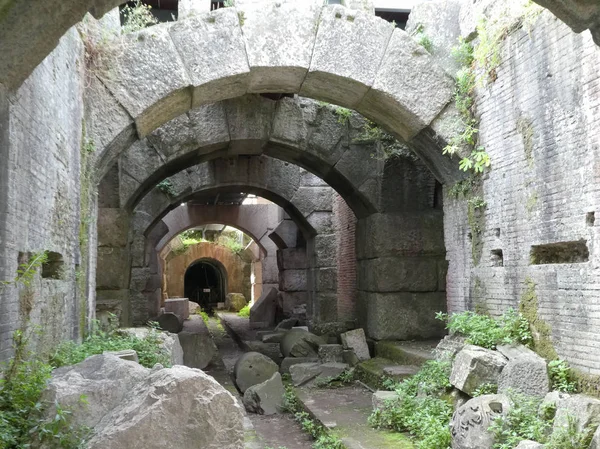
[234,352,279,394]
[275,318,298,331]
[103,349,139,363]
[342,349,360,366]
[372,391,398,410]
[497,344,549,398]
[317,362,349,382]
[243,372,285,415]
[450,394,511,449]
[514,441,545,449]
[450,345,508,396]
[318,344,344,363]
[279,357,319,375]
[553,394,600,434]
[290,363,322,386]
[226,293,247,312]
[340,329,370,361]
[280,329,325,358]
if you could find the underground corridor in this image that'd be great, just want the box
[1,0,600,448]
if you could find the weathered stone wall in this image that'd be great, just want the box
[0,27,90,360]
[333,193,357,322]
[424,3,600,374]
[161,242,252,302]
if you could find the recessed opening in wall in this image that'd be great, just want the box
[490,249,503,267]
[587,211,595,227]
[530,240,589,265]
[42,252,65,280]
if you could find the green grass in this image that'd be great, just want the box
[238,304,250,317]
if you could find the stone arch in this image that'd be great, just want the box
[85,4,462,188]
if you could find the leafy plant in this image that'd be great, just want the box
[0,251,49,294]
[156,179,176,197]
[546,415,597,449]
[333,106,352,125]
[217,235,245,254]
[548,360,578,393]
[121,0,159,35]
[436,308,533,349]
[237,304,250,317]
[459,147,491,173]
[354,120,415,160]
[411,24,433,53]
[51,316,170,369]
[472,383,498,397]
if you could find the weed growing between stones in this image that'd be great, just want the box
[548,360,578,393]
[369,360,453,449]
[411,24,433,53]
[436,308,533,349]
[314,368,355,388]
[157,179,176,197]
[353,119,416,160]
[121,0,159,35]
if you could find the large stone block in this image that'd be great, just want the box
[99,23,192,137]
[269,220,300,249]
[97,208,129,247]
[120,328,184,366]
[280,328,325,358]
[243,372,285,416]
[358,257,440,292]
[280,292,308,318]
[358,28,454,140]
[280,356,319,375]
[279,269,307,292]
[164,297,190,321]
[250,287,278,328]
[450,345,508,396]
[96,247,130,289]
[168,9,249,108]
[362,291,447,340]
[497,345,549,398]
[318,344,344,363]
[178,330,219,369]
[241,1,321,93]
[450,394,511,449]
[301,6,395,108]
[277,248,307,270]
[340,328,370,361]
[553,394,600,434]
[226,293,247,312]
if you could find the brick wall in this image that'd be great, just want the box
[333,193,357,322]
[444,10,600,374]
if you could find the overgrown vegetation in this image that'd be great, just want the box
[172,229,247,256]
[354,120,416,160]
[237,304,250,317]
[315,368,355,388]
[435,308,533,349]
[411,24,433,53]
[195,307,210,324]
[369,360,453,449]
[548,360,578,393]
[121,0,159,34]
[157,179,176,197]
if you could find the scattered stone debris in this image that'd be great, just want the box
[340,329,371,361]
[234,351,279,393]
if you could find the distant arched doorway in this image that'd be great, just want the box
[184,259,227,312]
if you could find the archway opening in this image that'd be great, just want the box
[184,259,226,312]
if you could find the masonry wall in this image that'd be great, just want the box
[441,8,600,374]
[333,193,357,322]
[0,27,91,360]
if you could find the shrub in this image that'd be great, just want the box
[121,0,158,34]
[548,360,578,393]
[436,308,533,349]
[238,304,250,317]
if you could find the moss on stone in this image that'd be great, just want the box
[517,115,535,168]
[572,368,600,398]
[518,277,557,360]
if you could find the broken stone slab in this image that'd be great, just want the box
[275,317,298,331]
[164,297,190,321]
[280,328,325,358]
[226,292,247,312]
[450,394,511,449]
[41,354,244,448]
[434,334,467,361]
[234,351,279,394]
[178,331,219,370]
[261,332,287,343]
[290,362,322,387]
[553,394,600,434]
[244,341,283,365]
[372,391,398,410]
[120,327,184,366]
[318,344,344,363]
[242,372,285,416]
[450,345,508,396]
[250,287,278,329]
[340,328,371,361]
[317,363,349,382]
[279,357,319,375]
[497,344,549,398]
[514,441,545,449]
[103,349,139,363]
[157,311,184,333]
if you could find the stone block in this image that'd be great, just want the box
[357,257,439,292]
[434,334,467,361]
[317,363,349,382]
[241,1,321,93]
[178,0,210,18]
[243,372,285,416]
[226,292,247,312]
[315,268,337,292]
[120,328,184,366]
[178,330,219,370]
[97,208,129,247]
[553,394,600,434]
[372,391,398,411]
[318,344,344,363]
[103,349,139,363]
[497,344,549,398]
[277,248,307,270]
[280,329,325,358]
[157,312,184,334]
[269,220,300,249]
[281,292,308,318]
[279,269,307,292]
[99,23,192,137]
[450,345,508,396]
[301,6,395,108]
[279,357,319,375]
[450,394,511,449]
[261,332,286,344]
[250,287,278,329]
[358,28,454,140]
[164,298,190,321]
[96,247,130,289]
[168,9,249,108]
[290,362,322,386]
[342,350,360,367]
[275,318,298,331]
[188,302,200,315]
[234,352,279,394]
[340,329,370,361]
[362,292,446,340]
[243,341,283,365]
